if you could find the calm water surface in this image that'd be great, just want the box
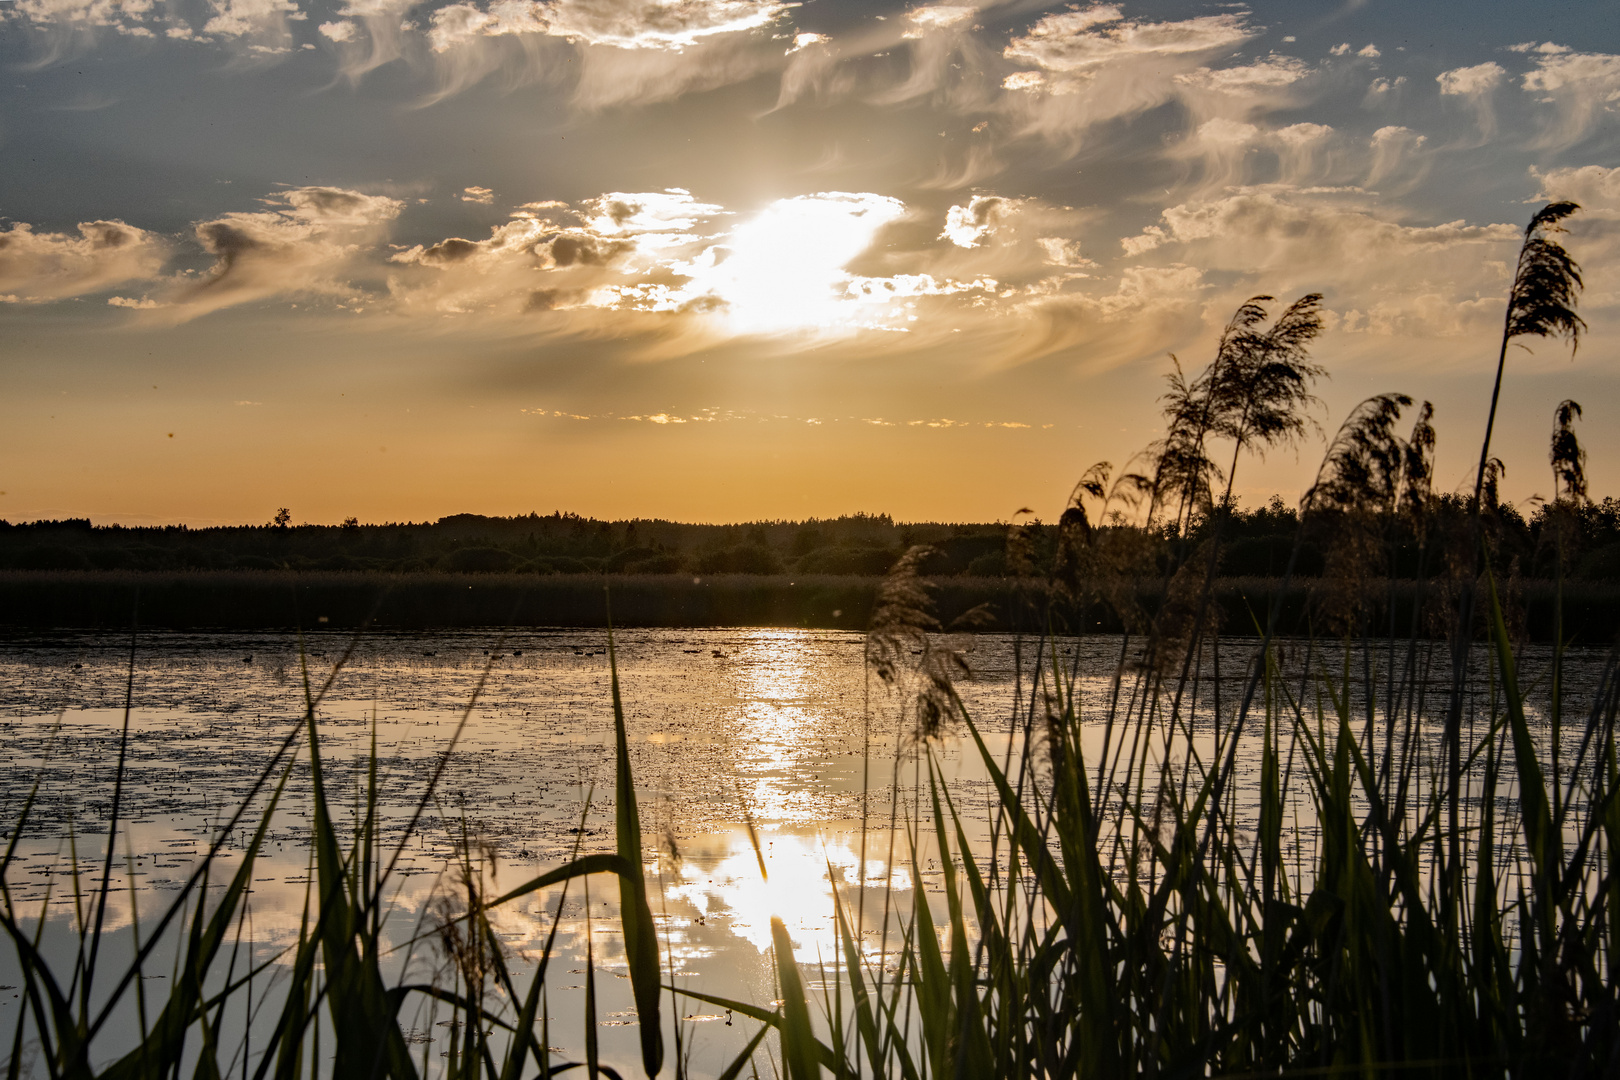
[0,627,1609,1076]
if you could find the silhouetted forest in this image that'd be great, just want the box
[5,495,1620,580]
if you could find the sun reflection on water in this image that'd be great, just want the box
[665,829,913,962]
[724,631,837,823]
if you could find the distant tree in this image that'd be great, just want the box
[272,508,291,529]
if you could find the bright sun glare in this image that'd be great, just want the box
[669,831,911,961]
[693,192,908,334]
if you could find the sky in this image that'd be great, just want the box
[1,0,1618,526]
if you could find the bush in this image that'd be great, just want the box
[10,545,91,570]
[794,545,898,575]
[697,545,783,574]
[437,546,521,573]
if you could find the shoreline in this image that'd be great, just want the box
[0,570,1617,641]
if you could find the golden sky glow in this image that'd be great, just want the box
[2,2,1618,523]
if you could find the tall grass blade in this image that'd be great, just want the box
[770,917,820,1080]
[605,619,664,1077]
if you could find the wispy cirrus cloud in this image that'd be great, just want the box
[1516,44,1620,149]
[418,0,793,104]
[1366,124,1428,190]
[319,0,420,82]
[1436,61,1505,142]
[998,2,1256,138]
[1002,5,1251,82]
[534,0,789,49]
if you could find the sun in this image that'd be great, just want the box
[692,192,909,334]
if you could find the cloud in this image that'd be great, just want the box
[423,0,789,59]
[1520,48,1620,148]
[868,2,1003,114]
[426,0,548,51]
[997,6,1266,150]
[575,34,788,107]
[903,5,976,37]
[7,0,308,56]
[390,214,583,315]
[1003,6,1249,77]
[1436,60,1505,140]
[539,0,789,49]
[1175,54,1309,96]
[1170,117,1338,193]
[421,0,792,107]
[577,189,724,235]
[1366,124,1427,189]
[1120,190,1533,343]
[1363,74,1406,107]
[379,183,1227,374]
[614,191,916,332]
[319,19,360,42]
[1036,236,1094,269]
[522,404,1046,429]
[1437,61,1504,97]
[8,0,160,37]
[941,195,1012,248]
[201,0,304,41]
[387,189,721,317]
[320,0,420,83]
[163,186,404,321]
[3,0,171,63]
[461,186,496,204]
[389,188,1028,341]
[1534,164,1620,212]
[785,31,825,53]
[961,261,1210,372]
[1530,165,1620,310]
[0,220,168,302]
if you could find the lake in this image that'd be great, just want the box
[0,627,1607,1076]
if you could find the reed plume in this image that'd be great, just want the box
[1472,201,1585,511]
[1550,398,1587,506]
[1399,400,1437,532]
[1148,294,1326,536]
[865,544,981,742]
[1304,392,1413,631]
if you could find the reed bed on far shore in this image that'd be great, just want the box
[3,571,1620,642]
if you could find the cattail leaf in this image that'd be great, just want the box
[1485,568,1559,879]
[713,1024,771,1080]
[829,875,886,1077]
[606,624,665,1077]
[770,917,822,1080]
